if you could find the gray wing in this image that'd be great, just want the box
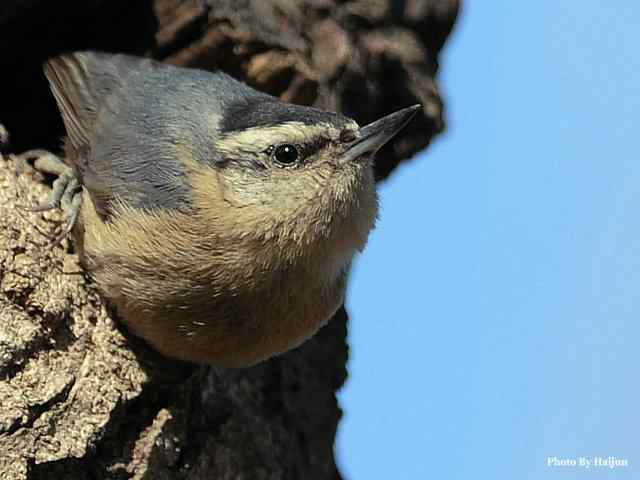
[44,51,260,219]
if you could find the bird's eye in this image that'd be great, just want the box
[271,144,299,166]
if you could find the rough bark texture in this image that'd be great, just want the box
[0,1,459,478]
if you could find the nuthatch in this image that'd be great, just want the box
[19,51,420,366]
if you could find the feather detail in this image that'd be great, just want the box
[45,53,101,150]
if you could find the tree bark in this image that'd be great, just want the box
[0,1,459,478]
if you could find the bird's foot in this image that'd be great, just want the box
[15,149,83,243]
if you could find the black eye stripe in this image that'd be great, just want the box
[264,137,331,165]
[300,137,331,157]
[215,157,267,171]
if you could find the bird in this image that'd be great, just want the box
[18,51,420,367]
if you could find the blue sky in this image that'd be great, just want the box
[337,2,640,479]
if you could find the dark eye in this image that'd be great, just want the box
[272,144,299,166]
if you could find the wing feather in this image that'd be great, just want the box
[43,52,199,218]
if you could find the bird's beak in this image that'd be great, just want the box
[342,104,422,162]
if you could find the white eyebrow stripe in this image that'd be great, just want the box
[215,122,337,153]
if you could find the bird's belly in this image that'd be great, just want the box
[76,195,349,366]
[113,275,345,367]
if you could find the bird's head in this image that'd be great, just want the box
[196,96,421,265]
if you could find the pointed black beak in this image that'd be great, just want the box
[342,104,422,162]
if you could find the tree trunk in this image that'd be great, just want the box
[0,1,459,478]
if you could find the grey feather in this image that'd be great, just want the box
[44,51,267,218]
